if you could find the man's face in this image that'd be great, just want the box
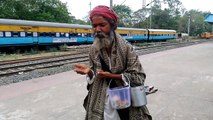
[91,15,114,50]
[91,15,111,39]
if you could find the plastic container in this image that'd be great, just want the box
[131,85,147,107]
[108,85,131,109]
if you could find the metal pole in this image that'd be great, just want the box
[110,0,113,8]
[212,24,213,33]
[89,2,91,12]
[142,0,146,8]
[187,15,190,36]
[149,0,152,29]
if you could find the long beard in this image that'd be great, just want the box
[93,31,115,51]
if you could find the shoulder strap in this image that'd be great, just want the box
[99,53,112,73]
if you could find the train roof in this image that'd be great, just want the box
[0,19,91,29]
[0,19,176,33]
[148,29,176,32]
[118,27,147,31]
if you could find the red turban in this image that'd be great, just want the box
[89,5,119,23]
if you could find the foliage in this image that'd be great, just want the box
[112,4,132,27]
[59,44,68,51]
[179,10,212,36]
[0,0,212,36]
[0,0,73,23]
[132,8,150,28]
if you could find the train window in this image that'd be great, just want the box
[60,33,66,37]
[20,32,26,37]
[39,33,45,37]
[121,34,127,36]
[50,33,55,37]
[78,33,81,37]
[5,32,11,37]
[86,33,92,37]
[45,33,50,37]
[0,32,3,37]
[74,33,78,36]
[12,32,19,37]
[33,32,38,37]
[26,32,32,37]
[69,33,73,37]
[56,33,60,37]
[65,33,69,37]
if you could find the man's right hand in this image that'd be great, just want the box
[74,63,90,75]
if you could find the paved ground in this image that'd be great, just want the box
[0,41,213,120]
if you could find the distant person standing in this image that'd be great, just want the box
[74,5,152,120]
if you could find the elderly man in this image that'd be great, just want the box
[74,5,152,120]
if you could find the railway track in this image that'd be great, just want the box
[0,54,88,77]
[0,39,210,77]
[135,39,209,55]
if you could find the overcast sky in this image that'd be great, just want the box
[60,0,213,19]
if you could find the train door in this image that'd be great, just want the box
[147,29,150,42]
[32,26,39,44]
[32,32,38,44]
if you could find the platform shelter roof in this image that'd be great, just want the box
[204,14,213,24]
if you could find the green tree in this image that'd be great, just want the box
[179,10,212,36]
[165,0,184,16]
[112,4,132,27]
[0,0,74,23]
[132,8,150,28]
[0,0,19,18]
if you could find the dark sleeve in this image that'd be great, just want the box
[123,43,146,86]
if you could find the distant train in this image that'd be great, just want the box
[0,19,176,47]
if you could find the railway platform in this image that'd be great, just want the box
[0,41,213,120]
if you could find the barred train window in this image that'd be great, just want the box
[56,33,60,37]
[13,32,19,37]
[0,32,3,37]
[50,33,55,37]
[5,32,11,37]
[39,33,45,36]
[60,33,65,37]
[33,32,38,37]
[20,32,25,37]
[27,32,32,37]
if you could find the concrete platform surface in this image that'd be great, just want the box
[0,41,213,120]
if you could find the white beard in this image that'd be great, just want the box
[93,31,114,51]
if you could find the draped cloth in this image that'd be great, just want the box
[89,5,118,23]
[84,33,152,120]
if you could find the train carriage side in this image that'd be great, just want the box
[36,24,92,45]
[0,21,39,47]
[148,29,176,41]
[117,27,148,42]
[0,19,92,47]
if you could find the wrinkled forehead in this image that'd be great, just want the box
[91,15,108,25]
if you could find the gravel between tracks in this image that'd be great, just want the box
[0,40,209,86]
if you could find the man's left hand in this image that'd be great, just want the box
[97,70,111,78]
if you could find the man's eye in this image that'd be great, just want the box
[100,24,105,27]
[92,25,97,28]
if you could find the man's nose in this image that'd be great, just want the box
[95,26,101,32]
